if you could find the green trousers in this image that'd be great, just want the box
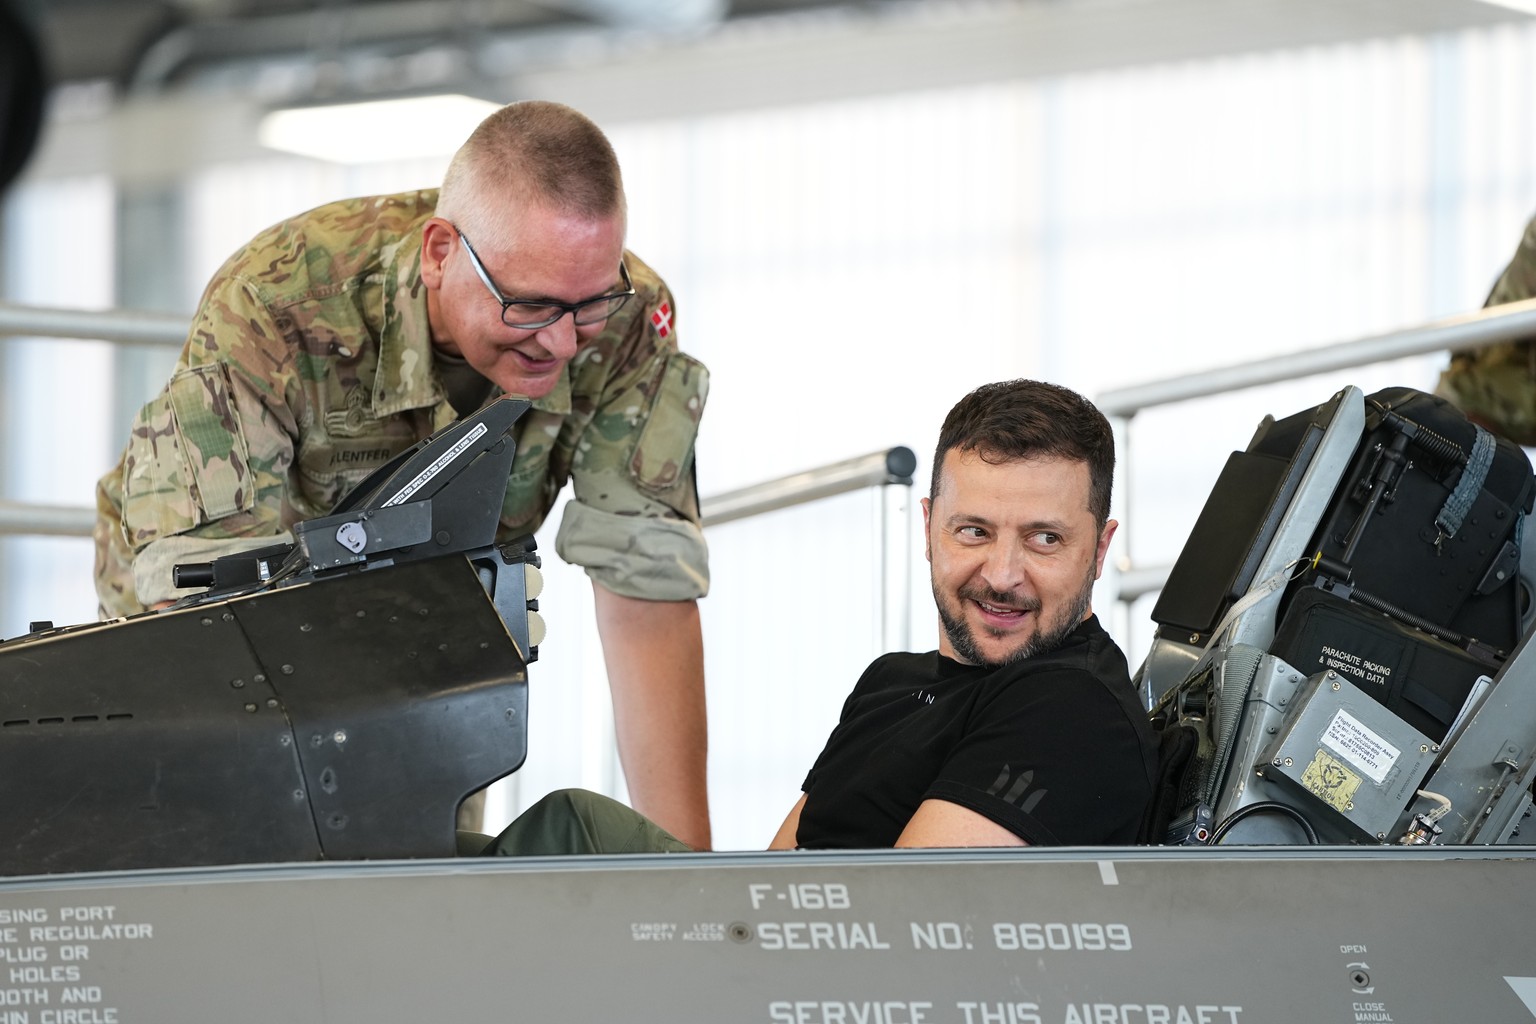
[473,788,693,857]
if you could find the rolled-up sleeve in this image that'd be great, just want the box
[555,500,708,600]
[556,299,711,599]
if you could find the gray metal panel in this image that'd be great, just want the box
[0,848,1534,1021]
[1258,672,1436,841]
[1418,625,1536,843]
[1210,652,1308,822]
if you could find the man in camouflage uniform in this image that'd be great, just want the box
[94,101,715,850]
[1437,213,1536,445]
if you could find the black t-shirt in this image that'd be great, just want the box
[797,615,1157,848]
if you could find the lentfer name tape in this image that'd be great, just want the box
[382,423,488,507]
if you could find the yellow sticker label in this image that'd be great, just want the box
[1300,748,1362,813]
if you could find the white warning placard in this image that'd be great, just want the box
[1321,710,1400,785]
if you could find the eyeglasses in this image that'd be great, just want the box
[456,228,634,330]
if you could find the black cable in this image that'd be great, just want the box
[1210,801,1320,845]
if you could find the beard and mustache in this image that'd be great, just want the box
[934,570,1096,669]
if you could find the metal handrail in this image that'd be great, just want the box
[1098,297,1536,610]
[0,458,920,538]
[0,302,187,346]
[1098,297,1536,417]
[701,447,917,653]
[701,448,916,526]
[0,500,97,537]
[4,447,916,650]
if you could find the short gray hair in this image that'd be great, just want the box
[437,100,626,247]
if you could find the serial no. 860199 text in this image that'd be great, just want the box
[993,922,1132,952]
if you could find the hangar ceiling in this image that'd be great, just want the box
[23,0,835,90]
[13,0,1536,181]
[20,0,1535,97]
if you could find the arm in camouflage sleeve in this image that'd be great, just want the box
[1486,214,1536,308]
[107,272,306,608]
[1436,212,1536,446]
[554,266,713,848]
[554,265,709,601]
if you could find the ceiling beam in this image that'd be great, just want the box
[21,0,1532,185]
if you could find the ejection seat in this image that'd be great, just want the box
[1137,385,1536,847]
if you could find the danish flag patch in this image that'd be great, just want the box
[650,302,672,338]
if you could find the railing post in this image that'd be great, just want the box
[1105,412,1134,647]
[880,481,912,654]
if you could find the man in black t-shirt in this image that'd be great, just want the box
[487,379,1156,856]
[770,379,1157,849]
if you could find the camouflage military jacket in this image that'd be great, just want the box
[1437,214,1536,445]
[94,190,709,616]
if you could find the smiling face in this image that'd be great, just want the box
[419,201,627,399]
[923,449,1116,668]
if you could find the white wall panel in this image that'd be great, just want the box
[0,176,116,635]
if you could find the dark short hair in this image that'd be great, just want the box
[930,379,1115,528]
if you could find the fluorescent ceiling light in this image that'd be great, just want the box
[258,94,503,163]
[1475,0,1536,14]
